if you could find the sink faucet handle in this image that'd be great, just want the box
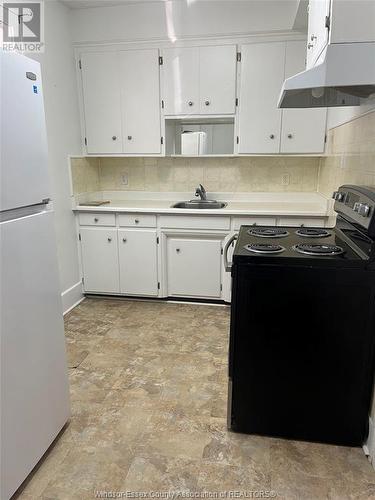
[195,184,207,200]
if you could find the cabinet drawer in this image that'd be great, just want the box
[79,213,116,226]
[232,217,277,231]
[278,217,326,227]
[118,213,157,228]
[160,215,230,230]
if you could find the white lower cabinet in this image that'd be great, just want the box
[80,227,119,293]
[118,229,158,296]
[166,235,223,299]
[78,212,331,300]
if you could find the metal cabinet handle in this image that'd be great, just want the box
[205,100,210,106]
[127,135,132,140]
[122,238,127,243]
[134,219,139,224]
[188,101,193,106]
[94,217,99,222]
[287,133,293,139]
[269,134,275,139]
[112,136,117,141]
[108,237,112,242]
[224,234,238,272]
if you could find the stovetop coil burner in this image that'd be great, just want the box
[244,243,285,254]
[295,228,331,238]
[247,227,289,238]
[293,244,344,256]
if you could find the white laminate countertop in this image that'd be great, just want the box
[73,191,335,218]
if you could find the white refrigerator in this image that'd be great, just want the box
[0,51,70,499]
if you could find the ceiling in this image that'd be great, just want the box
[61,0,172,8]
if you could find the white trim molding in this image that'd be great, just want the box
[62,280,84,315]
[365,417,375,469]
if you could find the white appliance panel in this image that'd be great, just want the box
[0,210,70,500]
[0,51,50,211]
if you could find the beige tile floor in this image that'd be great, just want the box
[15,298,375,500]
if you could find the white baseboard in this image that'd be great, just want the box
[365,417,375,470]
[61,281,84,315]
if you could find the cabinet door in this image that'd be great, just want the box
[199,45,237,114]
[162,47,199,115]
[80,227,119,293]
[238,43,285,154]
[119,229,158,296]
[281,41,327,153]
[81,52,122,153]
[306,0,331,68]
[119,49,161,154]
[167,236,222,298]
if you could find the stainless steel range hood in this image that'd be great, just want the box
[278,43,375,108]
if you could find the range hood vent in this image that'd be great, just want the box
[278,43,375,108]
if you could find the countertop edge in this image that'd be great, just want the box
[73,205,332,217]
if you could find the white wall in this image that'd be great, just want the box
[69,0,301,44]
[327,98,375,129]
[30,0,83,312]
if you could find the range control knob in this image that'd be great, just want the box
[353,202,361,213]
[333,191,346,202]
[358,203,371,217]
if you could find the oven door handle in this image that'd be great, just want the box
[224,233,238,272]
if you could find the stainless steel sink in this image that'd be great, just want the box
[171,200,227,209]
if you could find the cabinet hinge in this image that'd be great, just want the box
[221,247,223,255]
[78,233,81,241]
[158,282,160,290]
[157,236,159,244]
[236,52,241,62]
[324,134,327,143]
[159,56,163,65]
[235,97,239,107]
[81,277,84,284]
[84,137,87,146]
[220,284,223,291]
[78,59,82,70]
[161,99,164,109]
[325,15,330,30]
[236,136,239,144]
[161,137,164,145]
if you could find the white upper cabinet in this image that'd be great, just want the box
[81,52,123,154]
[238,41,327,154]
[118,49,161,154]
[162,47,200,115]
[306,0,331,68]
[238,42,285,154]
[162,45,237,116]
[281,41,327,154]
[330,0,375,44]
[199,45,237,114]
[306,0,375,67]
[80,49,161,154]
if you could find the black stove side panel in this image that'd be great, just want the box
[229,263,375,446]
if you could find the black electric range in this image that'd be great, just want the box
[227,185,375,446]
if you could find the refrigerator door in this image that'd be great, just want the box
[0,209,70,500]
[0,51,50,212]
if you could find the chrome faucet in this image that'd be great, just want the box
[195,184,207,201]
